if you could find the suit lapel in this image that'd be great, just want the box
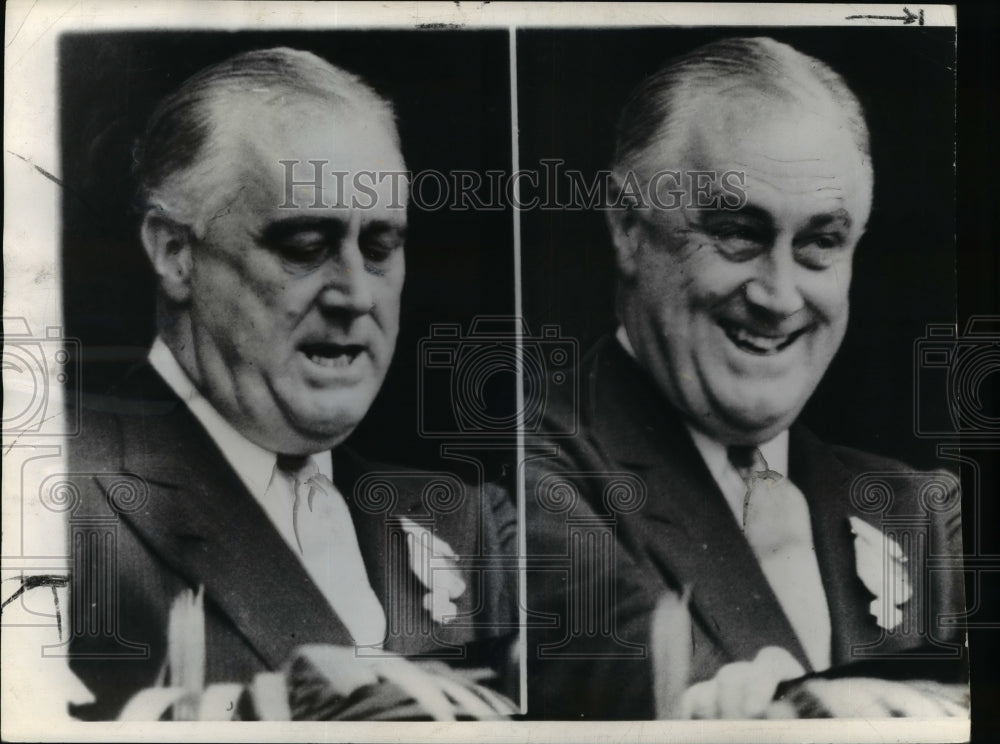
[334,448,475,657]
[105,366,354,669]
[584,338,812,671]
[790,426,880,665]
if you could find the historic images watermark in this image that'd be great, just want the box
[279,159,748,212]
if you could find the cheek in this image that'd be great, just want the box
[372,270,404,336]
[806,270,852,324]
[644,239,747,314]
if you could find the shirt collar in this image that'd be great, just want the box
[148,338,332,498]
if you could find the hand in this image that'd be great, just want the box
[281,645,516,721]
[679,646,806,719]
[765,677,969,718]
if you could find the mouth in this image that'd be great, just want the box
[718,320,809,356]
[298,342,366,370]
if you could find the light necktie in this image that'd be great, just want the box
[727,446,832,671]
[274,454,387,648]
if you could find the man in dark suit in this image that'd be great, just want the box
[67,47,515,720]
[526,37,966,719]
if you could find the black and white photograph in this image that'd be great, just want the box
[2,2,997,742]
[519,25,969,721]
[9,20,523,727]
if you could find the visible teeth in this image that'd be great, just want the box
[307,352,353,368]
[726,326,792,355]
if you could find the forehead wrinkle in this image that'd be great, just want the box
[743,173,849,196]
[729,152,854,179]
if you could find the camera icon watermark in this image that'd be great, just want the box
[914,316,1000,440]
[418,317,577,439]
[2,317,80,437]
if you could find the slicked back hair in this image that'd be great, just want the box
[133,47,399,233]
[612,36,870,179]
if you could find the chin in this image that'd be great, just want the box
[281,400,369,448]
[728,402,801,442]
[299,408,365,439]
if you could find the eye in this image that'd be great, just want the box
[807,234,842,249]
[359,226,404,268]
[795,233,848,268]
[267,230,332,272]
[708,225,768,260]
[360,238,400,264]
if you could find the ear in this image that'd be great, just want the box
[140,212,194,304]
[605,174,641,279]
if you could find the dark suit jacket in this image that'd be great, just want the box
[67,364,517,720]
[525,336,966,719]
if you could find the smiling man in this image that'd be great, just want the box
[526,37,965,719]
[67,47,515,720]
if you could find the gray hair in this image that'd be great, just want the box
[612,36,870,176]
[133,47,398,232]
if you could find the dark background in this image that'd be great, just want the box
[518,26,957,472]
[958,3,1000,740]
[59,30,515,481]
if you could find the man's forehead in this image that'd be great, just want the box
[682,94,862,169]
[213,92,403,170]
[641,92,873,226]
[206,94,406,218]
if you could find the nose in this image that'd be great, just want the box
[743,243,805,318]
[316,237,375,316]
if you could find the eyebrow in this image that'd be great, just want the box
[800,211,853,233]
[359,220,407,240]
[695,205,774,228]
[256,216,406,245]
[257,216,349,245]
[695,205,853,235]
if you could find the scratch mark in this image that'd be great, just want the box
[5,0,38,50]
[52,583,63,637]
[2,574,69,610]
[2,575,68,638]
[12,1,80,70]
[8,150,65,188]
[2,408,73,455]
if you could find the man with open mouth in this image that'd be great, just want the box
[526,36,966,720]
[66,46,516,721]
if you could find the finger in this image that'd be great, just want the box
[796,679,872,718]
[938,697,970,718]
[430,674,504,720]
[679,679,719,720]
[714,661,756,719]
[371,657,456,721]
[118,687,187,721]
[754,646,806,682]
[467,683,519,717]
[741,673,784,718]
[799,678,950,719]
[763,699,799,719]
[742,647,807,718]
[908,681,970,716]
[432,671,519,717]
[875,681,951,718]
